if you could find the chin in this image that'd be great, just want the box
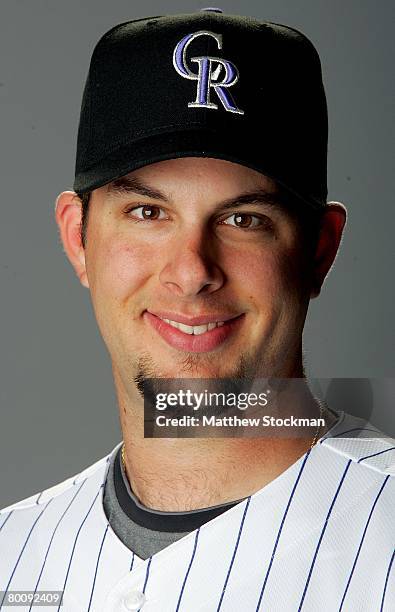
[135,349,257,382]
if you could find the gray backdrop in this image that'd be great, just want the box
[1,0,394,508]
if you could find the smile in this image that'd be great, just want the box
[160,318,225,335]
[144,311,244,353]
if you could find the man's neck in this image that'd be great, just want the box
[118,384,338,512]
[121,437,321,512]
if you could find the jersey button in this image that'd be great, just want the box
[123,591,146,611]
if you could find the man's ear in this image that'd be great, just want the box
[55,191,89,288]
[310,202,347,298]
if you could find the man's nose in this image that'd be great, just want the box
[159,231,225,297]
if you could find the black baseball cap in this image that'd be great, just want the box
[73,9,328,209]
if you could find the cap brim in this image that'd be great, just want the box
[73,129,324,210]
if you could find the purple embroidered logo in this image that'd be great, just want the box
[172,30,244,115]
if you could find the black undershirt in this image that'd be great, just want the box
[103,445,247,559]
[113,446,246,532]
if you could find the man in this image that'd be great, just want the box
[0,9,393,612]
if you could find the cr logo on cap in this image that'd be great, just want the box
[173,30,244,115]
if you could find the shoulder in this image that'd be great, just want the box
[319,410,395,478]
[0,443,121,591]
[311,410,395,529]
[0,443,120,517]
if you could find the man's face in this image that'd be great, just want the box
[82,158,312,385]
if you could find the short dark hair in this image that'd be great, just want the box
[76,184,324,256]
[77,191,91,249]
[275,186,325,259]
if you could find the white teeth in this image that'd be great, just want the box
[162,318,226,334]
[177,322,194,335]
[193,324,209,335]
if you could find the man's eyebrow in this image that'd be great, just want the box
[106,176,169,201]
[218,189,287,211]
[106,176,287,211]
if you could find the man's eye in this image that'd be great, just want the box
[125,205,166,220]
[221,213,267,229]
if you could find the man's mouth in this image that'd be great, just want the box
[143,310,244,353]
[159,318,225,335]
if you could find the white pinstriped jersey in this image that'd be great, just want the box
[0,411,394,612]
